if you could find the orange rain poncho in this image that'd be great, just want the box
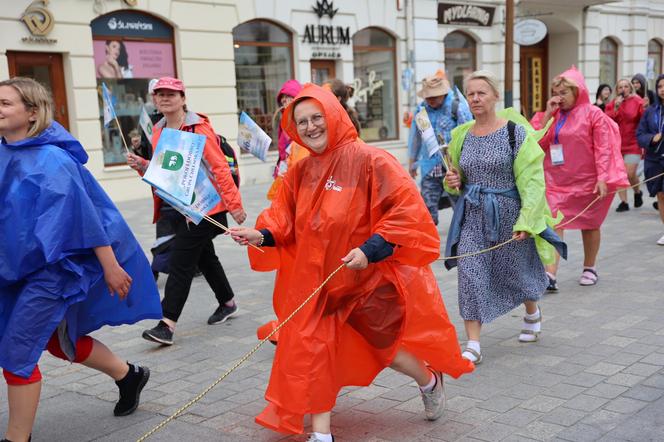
[248,84,473,434]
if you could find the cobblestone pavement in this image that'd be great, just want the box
[2,181,664,442]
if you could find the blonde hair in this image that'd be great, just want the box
[0,77,53,138]
[616,78,634,94]
[464,70,500,97]
[551,76,579,99]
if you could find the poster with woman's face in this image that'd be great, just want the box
[93,40,175,79]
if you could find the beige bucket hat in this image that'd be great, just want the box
[417,73,451,98]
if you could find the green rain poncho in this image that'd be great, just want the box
[443,107,562,266]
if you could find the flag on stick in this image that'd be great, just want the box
[238,112,270,162]
[143,128,205,205]
[155,166,220,225]
[139,105,154,143]
[101,82,130,153]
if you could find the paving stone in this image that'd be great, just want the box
[467,421,519,441]
[579,409,625,432]
[516,421,566,441]
[556,423,607,442]
[493,409,543,427]
[542,383,586,400]
[621,384,664,402]
[605,373,646,387]
[602,397,648,414]
[476,395,522,413]
[583,382,628,399]
[561,373,606,388]
[583,362,626,376]
[562,394,609,412]
[538,407,584,427]
[639,352,664,366]
[520,396,567,413]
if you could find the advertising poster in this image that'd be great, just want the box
[93,40,175,79]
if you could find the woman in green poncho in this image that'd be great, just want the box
[443,71,565,365]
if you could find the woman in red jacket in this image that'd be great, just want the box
[606,78,644,212]
[127,77,246,345]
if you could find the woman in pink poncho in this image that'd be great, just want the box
[531,67,628,288]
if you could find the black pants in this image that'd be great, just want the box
[162,211,235,322]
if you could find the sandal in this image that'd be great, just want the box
[518,308,541,343]
[546,272,558,292]
[461,347,482,365]
[579,268,598,286]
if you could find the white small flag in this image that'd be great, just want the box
[139,105,154,143]
[101,83,116,128]
[238,112,271,162]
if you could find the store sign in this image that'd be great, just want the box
[20,0,57,43]
[514,19,547,46]
[312,0,338,19]
[438,3,495,27]
[302,25,350,45]
[303,0,351,53]
[351,71,384,104]
[91,11,173,39]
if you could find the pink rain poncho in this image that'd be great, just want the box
[531,67,628,230]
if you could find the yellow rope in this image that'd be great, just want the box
[136,263,346,442]
[438,170,664,261]
[137,171,664,440]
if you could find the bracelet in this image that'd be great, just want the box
[257,231,264,247]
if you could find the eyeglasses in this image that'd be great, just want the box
[296,113,325,130]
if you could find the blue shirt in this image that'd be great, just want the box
[407,93,473,177]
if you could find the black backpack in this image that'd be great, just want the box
[216,134,240,188]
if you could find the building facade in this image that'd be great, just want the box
[2,0,664,201]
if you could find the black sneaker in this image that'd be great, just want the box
[208,303,239,325]
[546,274,559,292]
[616,201,629,212]
[114,363,150,416]
[634,191,643,208]
[142,321,174,345]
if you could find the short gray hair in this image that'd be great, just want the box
[464,70,500,97]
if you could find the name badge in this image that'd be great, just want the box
[550,144,565,166]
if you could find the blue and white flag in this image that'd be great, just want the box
[101,83,116,127]
[238,112,270,162]
[155,166,220,225]
[143,128,205,205]
[139,105,154,143]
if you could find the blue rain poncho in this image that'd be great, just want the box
[0,122,161,377]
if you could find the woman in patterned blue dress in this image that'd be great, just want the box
[444,71,564,364]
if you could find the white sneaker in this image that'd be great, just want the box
[420,371,446,421]
[657,234,664,246]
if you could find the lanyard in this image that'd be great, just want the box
[554,111,569,145]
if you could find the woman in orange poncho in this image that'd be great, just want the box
[230,84,473,441]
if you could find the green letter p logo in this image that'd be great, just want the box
[162,150,184,171]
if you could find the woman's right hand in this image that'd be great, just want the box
[229,227,262,246]
[445,167,461,190]
[543,96,561,121]
[126,152,148,172]
[653,133,662,144]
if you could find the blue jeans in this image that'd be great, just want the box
[421,173,444,225]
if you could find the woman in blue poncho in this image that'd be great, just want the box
[0,77,162,442]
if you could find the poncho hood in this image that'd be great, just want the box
[3,121,88,164]
[654,74,664,107]
[281,83,358,156]
[557,66,591,109]
[277,79,303,104]
[631,74,648,98]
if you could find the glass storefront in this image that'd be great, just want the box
[444,31,476,91]
[352,28,397,141]
[91,11,175,167]
[233,20,293,145]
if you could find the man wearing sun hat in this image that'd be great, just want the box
[408,70,473,225]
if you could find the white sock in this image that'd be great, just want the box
[466,340,480,354]
[313,432,333,442]
[419,371,436,393]
[522,308,541,333]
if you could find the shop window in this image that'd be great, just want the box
[648,39,663,90]
[599,37,618,88]
[444,31,476,91]
[91,11,175,167]
[352,27,398,141]
[233,20,294,146]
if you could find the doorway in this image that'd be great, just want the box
[7,51,70,130]
[519,37,548,120]
[311,60,336,85]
